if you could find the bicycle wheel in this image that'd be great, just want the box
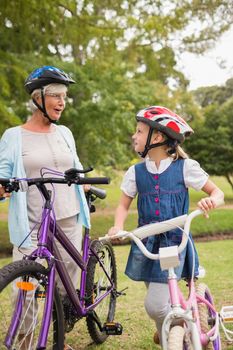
[196,283,221,350]
[167,326,194,350]
[86,240,117,344]
[0,260,64,349]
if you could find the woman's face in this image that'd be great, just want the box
[132,122,150,153]
[44,92,67,121]
[35,90,67,121]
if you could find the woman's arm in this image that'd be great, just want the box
[108,192,133,236]
[198,179,224,216]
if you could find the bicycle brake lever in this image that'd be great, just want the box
[115,287,128,297]
[64,167,94,181]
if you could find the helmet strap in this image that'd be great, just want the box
[138,128,168,158]
[32,88,58,124]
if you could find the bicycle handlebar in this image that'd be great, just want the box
[100,199,224,261]
[0,173,110,193]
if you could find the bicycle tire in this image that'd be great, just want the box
[0,260,64,349]
[167,325,194,350]
[85,240,117,344]
[196,283,221,350]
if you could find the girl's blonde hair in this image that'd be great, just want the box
[169,145,189,160]
[154,130,189,160]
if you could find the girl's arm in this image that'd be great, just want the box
[198,179,224,216]
[108,192,133,236]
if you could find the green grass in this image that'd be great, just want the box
[2,241,232,349]
[56,241,233,350]
[0,175,233,255]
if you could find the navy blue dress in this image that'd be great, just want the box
[125,159,199,283]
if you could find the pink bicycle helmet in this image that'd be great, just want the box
[136,106,193,157]
[136,106,193,143]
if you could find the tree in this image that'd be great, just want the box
[186,97,233,190]
[1,0,233,168]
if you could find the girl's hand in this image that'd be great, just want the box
[197,197,216,218]
[108,226,121,237]
[107,226,122,244]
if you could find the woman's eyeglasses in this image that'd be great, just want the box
[46,93,67,102]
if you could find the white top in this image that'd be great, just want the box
[21,128,80,222]
[121,157,209,198]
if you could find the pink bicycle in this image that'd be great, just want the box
[102,201,233,349]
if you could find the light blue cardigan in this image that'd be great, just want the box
[0,125,90,248]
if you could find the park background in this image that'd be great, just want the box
[0,1,233,349]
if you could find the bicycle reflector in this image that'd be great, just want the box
[16,281,36,291]
[220,306,233,323]
[159,246,179,270]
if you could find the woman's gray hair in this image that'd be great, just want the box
[28,83,68,113]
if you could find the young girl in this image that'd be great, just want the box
[108,106,224,344]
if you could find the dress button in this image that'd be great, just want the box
[155,210,160,216]
[154,175,159,180]
[155,185,159,190]
[155,197,159,203]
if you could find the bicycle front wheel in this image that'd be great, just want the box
[86,240,117,344]
[0,260,64,349]
[167,326,194,350]
[197,283,221,350]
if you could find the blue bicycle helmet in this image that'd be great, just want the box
[24,66,75,94]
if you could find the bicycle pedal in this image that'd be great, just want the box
[220,306,233,323]
[103,322,123,335]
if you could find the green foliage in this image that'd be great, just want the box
[0,1,233,169]
[188,81,233,189]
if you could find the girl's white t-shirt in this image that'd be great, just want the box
[121,157,209,198]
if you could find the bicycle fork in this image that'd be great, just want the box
[161,268,202,350]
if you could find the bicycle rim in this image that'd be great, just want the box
[0,260,64,349]
[86,240,117,344]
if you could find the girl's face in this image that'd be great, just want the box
[132,122,150,153]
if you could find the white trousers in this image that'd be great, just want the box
[144,282,171,339]
[12,215,82,333]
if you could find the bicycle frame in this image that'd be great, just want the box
[5,186,115,349]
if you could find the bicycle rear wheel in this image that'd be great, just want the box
[86,240,117,344]
[197,283,221,350]
[0,260,64,349]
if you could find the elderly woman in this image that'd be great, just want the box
[0,66,90,348]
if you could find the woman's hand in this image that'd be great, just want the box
[83,184,91,192]
[0,184,11,200]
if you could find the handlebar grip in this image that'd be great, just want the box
[214,198,225,208]
[0,179,10,186]
[90,186,107,199]
[76,177,110,185]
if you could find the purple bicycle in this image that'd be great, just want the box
[0,167,122,349]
